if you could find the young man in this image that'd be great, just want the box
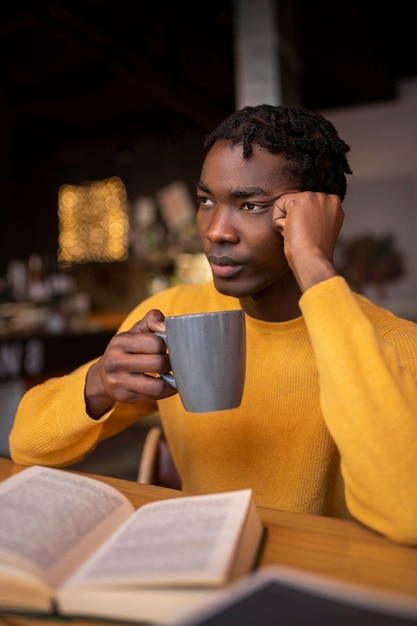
[10,105,417,545]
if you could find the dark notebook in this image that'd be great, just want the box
[173,566,417,626]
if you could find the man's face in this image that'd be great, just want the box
[196,141,298,300]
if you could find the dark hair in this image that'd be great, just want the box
[204,104,352,201]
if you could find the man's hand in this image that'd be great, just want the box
[272,191,344,293]
[85,308,177,419]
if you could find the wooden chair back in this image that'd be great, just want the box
[137,425,182,490]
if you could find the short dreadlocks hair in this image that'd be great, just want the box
[203,104,352,201]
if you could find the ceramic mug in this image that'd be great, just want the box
[156,310,246,413]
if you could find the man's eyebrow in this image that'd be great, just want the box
[197,181,268,198]
[197,181,209,193]
[231,187,268,198]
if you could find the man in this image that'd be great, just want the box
[10,105,417,544]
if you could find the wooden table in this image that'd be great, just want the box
[1,456,416,625]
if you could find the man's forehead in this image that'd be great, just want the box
[201,142,290,184]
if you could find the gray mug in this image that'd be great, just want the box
[156,310,246,413]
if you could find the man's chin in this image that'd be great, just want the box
[212,277,245,299]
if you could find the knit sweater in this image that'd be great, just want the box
[10,277,417,544]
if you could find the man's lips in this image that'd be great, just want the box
[207,256,244,278]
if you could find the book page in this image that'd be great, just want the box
[65,489,256,589]
[0,466,134,589]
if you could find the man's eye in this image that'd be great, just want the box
[242,202,261,212]
[197,196,215,209]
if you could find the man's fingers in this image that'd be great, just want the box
[129,309,166,334]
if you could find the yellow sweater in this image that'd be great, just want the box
[10,277,417,544]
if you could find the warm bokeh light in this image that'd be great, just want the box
[58,177,129,264]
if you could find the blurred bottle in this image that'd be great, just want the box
[6,259,27,301]
[27,254,48,303]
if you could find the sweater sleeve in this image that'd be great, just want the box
[299,276,417,544]
[8,291,166,468]
[9,359,156,467]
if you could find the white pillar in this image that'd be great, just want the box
[233,0,282,108]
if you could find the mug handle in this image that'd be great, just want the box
[155,331,177,389]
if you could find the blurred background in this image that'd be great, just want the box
[0,0,416,468]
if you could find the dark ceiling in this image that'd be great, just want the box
[1,0,416,156]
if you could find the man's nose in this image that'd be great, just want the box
[205,207,239,243]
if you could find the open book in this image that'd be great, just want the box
[0,465,264,625]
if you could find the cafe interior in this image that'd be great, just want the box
[1,0,416,478]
